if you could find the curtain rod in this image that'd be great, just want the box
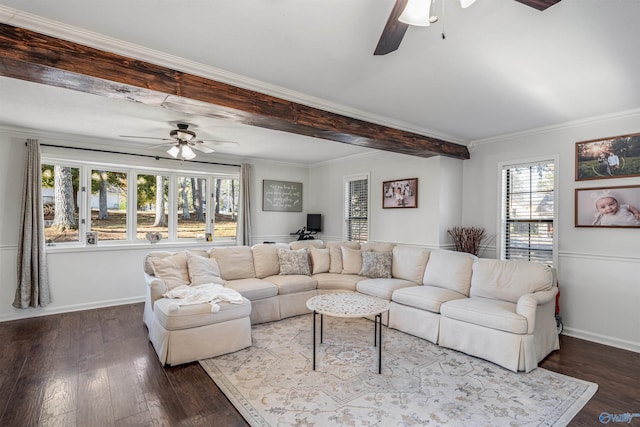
[33,142,241,168]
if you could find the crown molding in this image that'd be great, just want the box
[469,107,640,150]
[0,5,467,147]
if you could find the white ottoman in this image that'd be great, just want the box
[147,296,252,366]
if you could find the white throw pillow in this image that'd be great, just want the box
[359,251,392,278]
[310,246,330,274]
[278,248,311,276]
[329,246,343,273]
[187,252,225,285]
[149,251,190,289]
[341,246,363,275]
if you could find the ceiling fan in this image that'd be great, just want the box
[120,123,238,160]
[374,0,562,55]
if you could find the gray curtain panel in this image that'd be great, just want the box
[240,163,253,246]
[14,139,51,308]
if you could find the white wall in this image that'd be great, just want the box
[462,111,640,352]
[309,151,463,247]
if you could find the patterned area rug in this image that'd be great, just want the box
[200,315,597,426]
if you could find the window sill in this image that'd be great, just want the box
[45,239,238,254]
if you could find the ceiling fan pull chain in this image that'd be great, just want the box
[441,0,446,39]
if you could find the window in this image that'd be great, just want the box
[42,163,80,243]
[213,177,239,239]
[500,159,556,266]
[136,174,168,240]
[91,169,128,241]
[344,173,369,242]
[177,175,207,239]
[41,156,239,246]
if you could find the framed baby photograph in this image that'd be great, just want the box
[575,132,640,181]
[383,178,418,208]
[575,185,640,228]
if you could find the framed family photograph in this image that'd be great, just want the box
[575,184,640,228]
[575,132,640,181]
[383,178,418,209]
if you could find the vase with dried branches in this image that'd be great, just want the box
[447,226,487,256]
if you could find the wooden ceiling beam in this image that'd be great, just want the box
[0,23,469,160]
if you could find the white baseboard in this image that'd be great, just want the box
[562,326,640,354]
[0,296,145,322]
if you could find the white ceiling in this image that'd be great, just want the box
[1,0,639,165]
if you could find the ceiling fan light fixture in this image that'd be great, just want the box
[167,145,180,158]
[398,0,432,26]
[181,145,197,160]
[460,0,477,8]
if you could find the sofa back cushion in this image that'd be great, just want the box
[422,250,475,295]
[361,241,396,253]
[210,246,256,280]
[147,251,190,290]
[392,245,430,284]
[289,240,325,250]
[326,241,361,250]
[470,258,553,303]
[252,243,289,278]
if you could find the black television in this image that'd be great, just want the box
[306,214,322,232]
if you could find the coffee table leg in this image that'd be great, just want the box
[377,313,382,374]
[320,314,324,344]
[312,310,316,371]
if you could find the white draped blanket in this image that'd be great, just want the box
[162,283,243,313]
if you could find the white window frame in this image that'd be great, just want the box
[497,155,559,267]
[343,172,370,242]
[41,155,239,248]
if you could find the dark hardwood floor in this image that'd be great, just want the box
[0,303,637,426]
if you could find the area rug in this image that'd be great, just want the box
[199,315,597,426]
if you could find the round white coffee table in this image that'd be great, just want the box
[306,293,390,374]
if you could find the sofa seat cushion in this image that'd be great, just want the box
[440,297,528,334]
[154,297,252,331]
[391,285,467,313]
[314,273,364,291]
[264,275,317,295]
[357,278,416,300]
[224,278,278,300]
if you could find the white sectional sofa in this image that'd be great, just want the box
[142,240,559,372]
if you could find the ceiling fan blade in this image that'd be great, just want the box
[190,143,215,154]
[146,142,174,149]
[200,140,240,147]
[513,0,562,11]
[119,135,173,141]
[374,0,410,56]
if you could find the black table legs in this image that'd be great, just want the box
[312,312,384,374]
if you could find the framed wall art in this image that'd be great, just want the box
[575,133,640,181]
[262,180,302,212]
[575,184,640,228]
[383,178,418,209]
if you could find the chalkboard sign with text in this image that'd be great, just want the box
[262,180,303,212]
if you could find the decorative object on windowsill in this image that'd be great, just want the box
[146,232,162,243]
[86,232,98,245]
[447,226,487,256]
